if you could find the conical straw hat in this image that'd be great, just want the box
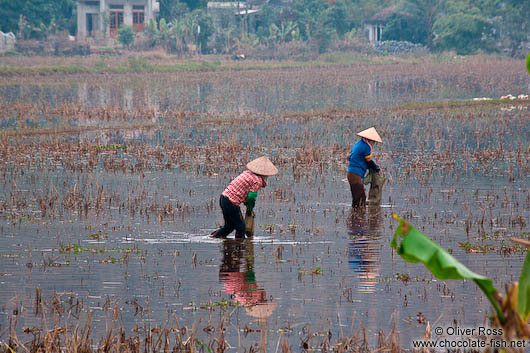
[357,127,382,143]
[246,156,278,176]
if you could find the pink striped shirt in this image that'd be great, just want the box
[222,170,264,205]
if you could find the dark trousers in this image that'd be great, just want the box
[217,195,246,239]
[347,172,366,208]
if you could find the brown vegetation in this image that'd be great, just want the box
[1,287,402,353]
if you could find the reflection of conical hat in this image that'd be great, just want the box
[246,156,278,176]
[245,302,277,319]
[357,127,382,143]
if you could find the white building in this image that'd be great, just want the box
[0,31,16,51]
[365,5,397,45]
[77,0,160,38]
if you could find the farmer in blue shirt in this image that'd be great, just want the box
[347,127,382,207]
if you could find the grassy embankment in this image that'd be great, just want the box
[0,50,472,77]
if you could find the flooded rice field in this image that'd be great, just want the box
[0,58,529,351]
[0,56,528,113]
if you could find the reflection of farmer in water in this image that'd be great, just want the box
[347,127,383,208]
[211,157,278,239]
[219,239,276,319]
[347,208,382,294]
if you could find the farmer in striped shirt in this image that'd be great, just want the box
[211,156,278,239]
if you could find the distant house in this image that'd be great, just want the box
[365,5,398,44]
[207,1,261,34]
[77,0,160,38]
[0,31,16,51]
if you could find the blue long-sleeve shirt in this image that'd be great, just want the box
[347,139,378,178]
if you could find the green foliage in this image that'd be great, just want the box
[393,215,530,335]
[161,9,213,53]
[268,22,299,43]
[391,214,505,323]
[93,59,107,72]
[117,25,135,48]
[397,0,444,49]
[144,19,159,44]
[309,266,322,276]
[180,0,207,11]
[0,0,525,56]
[312,24,337,54]
[241,33,259,47]
[18,15,52,40]
[18,15,32,39]
[492,0,530,57]
[158,18,172,47]
[382,12,428,45]
[518,253,530,322]
[127,57,154,71]
[213,26,237,53]
[193,9,214,54]
[433,13,493,55]
[292,0,330,40]
[351,0,392,29]
[325,0,355,37]
[0,50,18,57]
[159,0,189,22]
[0,0,75,36]
[255,4,278,40]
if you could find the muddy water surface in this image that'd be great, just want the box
[0,62,529,350]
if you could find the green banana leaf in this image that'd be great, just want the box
[518,252,530,322]
[391,214,505,323]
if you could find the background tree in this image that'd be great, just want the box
[192,9,214,54]
[396,0,444,49]
[144,18,159,45]
[0,0,75,36]
[325,0,355,37]
[291,0,330,40]
[493,0,530,57]
[312,23,337,53]
[164,9,213,54]
[269,21,298,43]
[169,17,191,52]
[382,11,428,45]
[254,3,281,41]
[180,0,207,11]
[0,0,527,57]
[159,0,188,23]
[346,0,391,30]
[157,18,173,50]
[433,13,494,54]
[117,25,135,49]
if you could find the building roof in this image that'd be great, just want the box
[367,5,400,24]
[235,8,260,15]
[207,2,250,9]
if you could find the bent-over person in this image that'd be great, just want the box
[347,127,382,208]
[211,156,278,239]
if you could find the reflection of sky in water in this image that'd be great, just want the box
[348,239,379,294]
[0,72,523,114]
